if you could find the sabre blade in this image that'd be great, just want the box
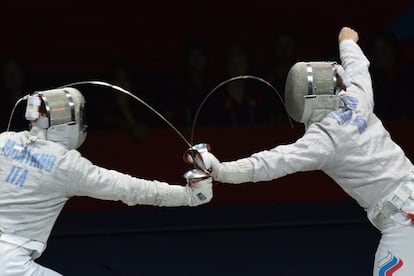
[190,75,294,145]
[58,80,192,148]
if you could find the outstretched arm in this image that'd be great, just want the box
[338,27,373,112]
[65,153,213,207]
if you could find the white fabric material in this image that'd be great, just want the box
[334,64,352,88]
[188,177,213,206]
[373,222,414,276]
[248,40,392,211]
[0,241,62,275]
[210,156,254,184]
[205,152,254,184]
[34,117,49,129]
[301,94,343,124]
[158,177,212,206]
[0,232,44,258]
[242,39,414,275]
[46,123,85,151]
[0,126,204,255]
[218,159,254,184]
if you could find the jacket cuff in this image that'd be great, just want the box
[217,158,254,184]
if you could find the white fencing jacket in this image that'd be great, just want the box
[225,40,414,226]
[0,127,196,251]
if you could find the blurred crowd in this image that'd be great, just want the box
[2,29,414,140]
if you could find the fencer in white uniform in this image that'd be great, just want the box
[0,88,213,275]
[201,27,414,275]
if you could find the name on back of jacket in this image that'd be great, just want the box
[1,139,56,187]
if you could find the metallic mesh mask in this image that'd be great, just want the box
[285,61,343,123]
[25,88,87,149]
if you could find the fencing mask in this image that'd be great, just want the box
[25,87,87,149]
[285,61,346,123]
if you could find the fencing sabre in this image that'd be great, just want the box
[7,80,205,183]
[182,75,293,178]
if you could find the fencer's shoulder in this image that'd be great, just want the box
[306,117,344,139]
[57,148,94,171]
[302,121,336,141]
[0,130,31,146]
[289,122,336,155]
[62,148,83,160]
[0,131,10,139]
[0,130,23,137]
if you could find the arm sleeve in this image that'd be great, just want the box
[63,152,190,207]
[216,158,255,184]
[339,39,373,111]
[248,125,335,182]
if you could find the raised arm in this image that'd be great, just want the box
[338,27,374,111]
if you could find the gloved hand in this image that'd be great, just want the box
[186,177,213,206]
[203,152,222,179]
[183,143,212,172]
[338,26,359,44]
[203,152,254,184]
[183,144,254,184]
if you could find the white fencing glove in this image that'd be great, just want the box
[186,177,213,206]
[182,143,254,184]
[156,177,212,207]
[204,152,254,184]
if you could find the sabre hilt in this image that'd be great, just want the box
[183,168,210,185]
[182,143,212,183]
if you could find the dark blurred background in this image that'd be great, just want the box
[1,1,414,275]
